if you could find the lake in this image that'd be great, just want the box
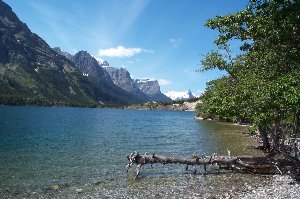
[0,106,270,198]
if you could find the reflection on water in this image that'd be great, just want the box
[0,106,265,198]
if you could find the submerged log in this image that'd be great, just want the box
[126,151,295,179]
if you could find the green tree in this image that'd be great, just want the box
[198,0,300,150]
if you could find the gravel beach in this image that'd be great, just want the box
[234,175,300,199]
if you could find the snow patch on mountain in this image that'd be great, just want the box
[164,90,196,101]
[135,78,155,83]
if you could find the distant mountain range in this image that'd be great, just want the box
[164,90,196,101]
[0,0,172,106]
[53,48,172,103]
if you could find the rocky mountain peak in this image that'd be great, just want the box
[0,0,58,67]
[108,67,131,81]
[103,67,171,102]
[73,51,105,78]
[0,1,22,26]
[134,79,171,102]
[103,66,149,100]
[52,47,74,62]
[187,89,194,99]
[134,79,160,96]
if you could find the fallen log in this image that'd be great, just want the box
[126,151,295,179]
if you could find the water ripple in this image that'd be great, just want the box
[0,106,263,198]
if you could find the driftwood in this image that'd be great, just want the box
[126,151,295,179]
[278,140,300,168]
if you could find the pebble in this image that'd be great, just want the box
[51,185,59,191]
[236,175,300,199]
[76,188,83,193]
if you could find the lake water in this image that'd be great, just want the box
[0,106,270,198]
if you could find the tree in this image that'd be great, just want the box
[198,0,300,151]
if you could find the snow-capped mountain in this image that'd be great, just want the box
[164,90,196,101]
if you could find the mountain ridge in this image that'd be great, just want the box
[55,47,172,103]
[0,0,172,106]
[103,66,150,101]
[0,0,141,106]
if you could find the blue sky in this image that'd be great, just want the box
[5,0,248,95]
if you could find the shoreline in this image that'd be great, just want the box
[235,174,300,198]
[195,116,251,127]
[196,117,300,198]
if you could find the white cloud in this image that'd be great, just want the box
[99,45,152,58]
[158,79,172,86]
[169,38,183,48]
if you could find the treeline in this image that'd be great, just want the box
[197,0,300,152]
[127,97,201,111]
[160,97,201,106]
[0,95,103,108]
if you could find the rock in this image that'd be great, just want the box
[51,185,60,191]
[76,188,83,193]
[236,175,300,199]
[95,181,103,185]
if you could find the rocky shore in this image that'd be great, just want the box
[234,175,300,199]
[127,100,201,111]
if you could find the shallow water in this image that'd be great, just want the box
[0,106,267,198]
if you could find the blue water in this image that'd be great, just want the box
[0,106,267,198]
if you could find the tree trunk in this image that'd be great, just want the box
[270,122,280,151]
[293,112,299,137]
[126,151,294,179]
[258,124,270,150]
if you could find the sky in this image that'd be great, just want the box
[4,0,248,95]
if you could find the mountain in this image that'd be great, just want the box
[71,51,145,104]
[134,79,172,102]
[0,0,136,106]
[103,67,150,101]
[72,51,112,82]
[164,90,196,101]
[53,47,112,84]
[103,66,171,102]
[52,47,74,62]
[54,49,146,104]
